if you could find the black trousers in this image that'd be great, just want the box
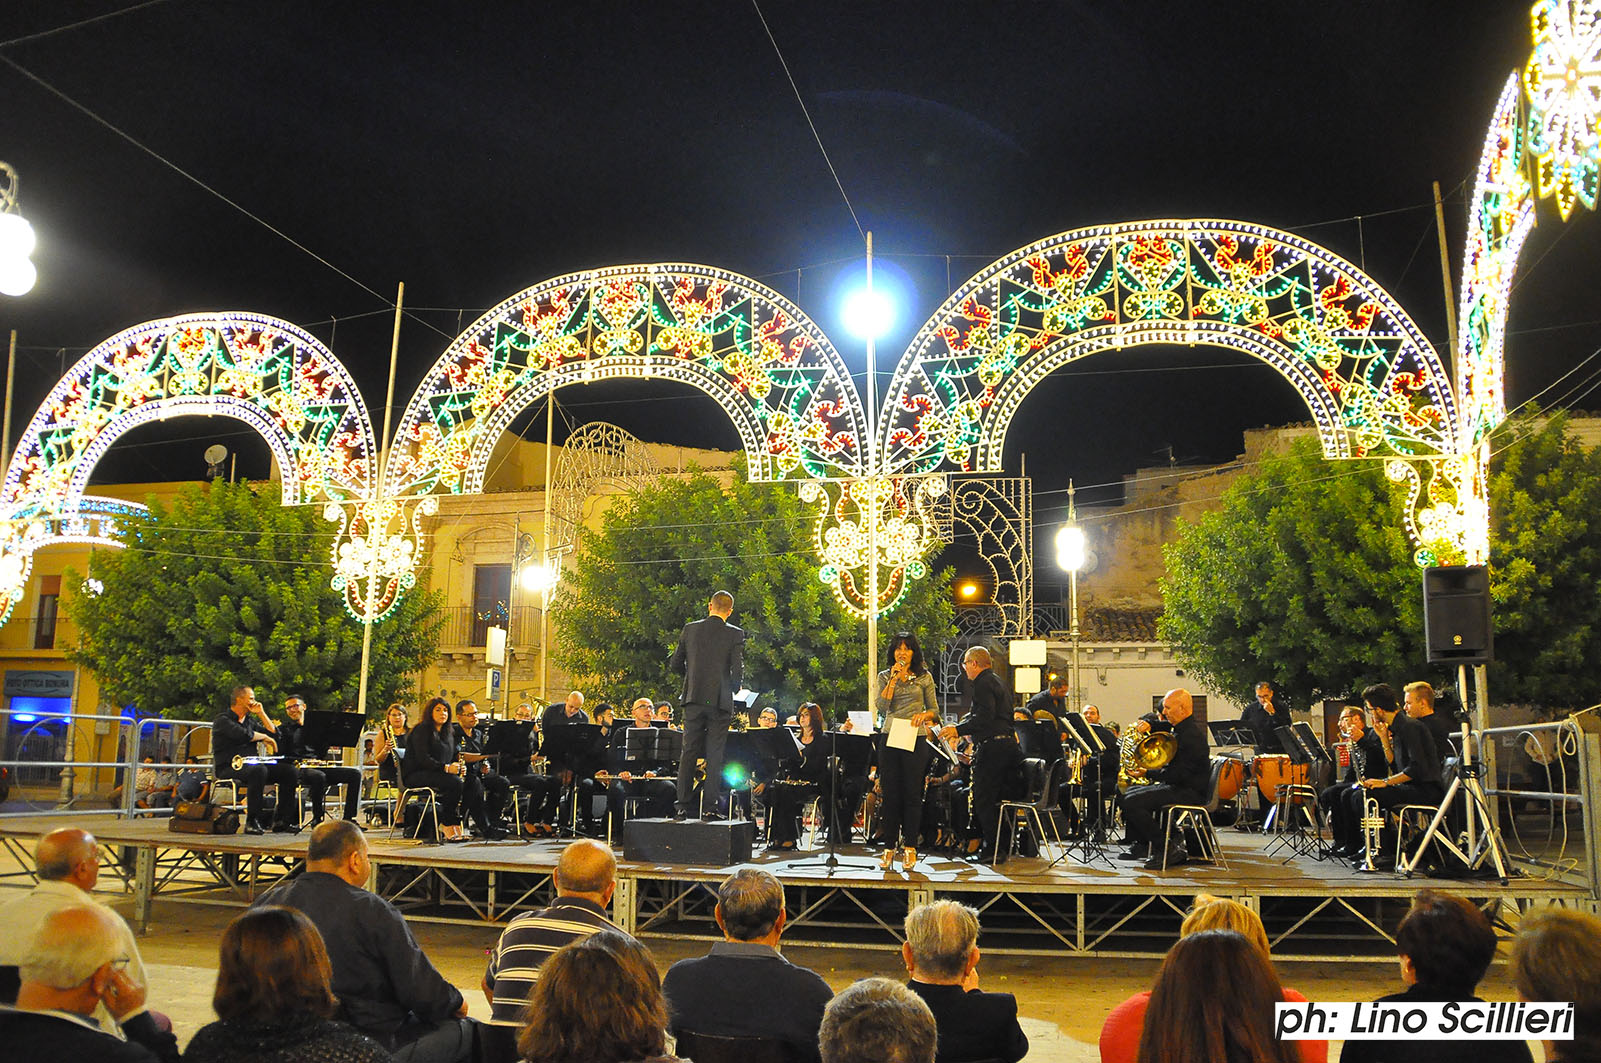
[968,737,1024,850]
[462,771,510,831]
[1122,783,1205,849]
[878,741,934,849]
[606,777,675,837]
[405,769,464,826]
[504,773,561,824]
[1340,780,1445,841]
[676,704,730,815]
[297,765,362,821]
[1323,782,1362,848]
[221,760,300,827]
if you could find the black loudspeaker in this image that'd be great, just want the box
[623,818,755,866]
[1423,565,1493,665]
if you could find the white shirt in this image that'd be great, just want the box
[0,879,148,1035]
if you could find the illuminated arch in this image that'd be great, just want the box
[0,312,376,621]
[878,219,1460,478]
[380,264,867,503]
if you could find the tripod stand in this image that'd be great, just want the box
[1395,724,1510,883]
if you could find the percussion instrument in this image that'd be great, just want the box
[1252,753,1307,803]
[1215,755,1246,801]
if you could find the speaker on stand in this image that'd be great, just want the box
[1423,566,1493,666]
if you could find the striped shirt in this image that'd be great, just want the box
[484,897,619,1024]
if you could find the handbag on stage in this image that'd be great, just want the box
[167,799,240,835]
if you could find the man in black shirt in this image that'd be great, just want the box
[452,700,508,839]
[211,685,299,834]
[1240,680,1292,754]
[1404,681,1458,767]
[278,694,362,824]
[1344,682,1444,871]
[1321,704,1387,859]
[1022,677,1069,727]
[942,646,1022,865]
[1120,688,1210,869]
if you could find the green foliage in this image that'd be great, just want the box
[64,480,443,719]
[1158,415,1601,711]
[551,461,956,718]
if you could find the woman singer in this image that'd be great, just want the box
[874,631,941,871]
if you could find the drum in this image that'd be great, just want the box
[1252,753,1307,803]
[1215,756,1246,802]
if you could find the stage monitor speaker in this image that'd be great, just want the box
[623,818,755,866]
[1423,565,1493,665]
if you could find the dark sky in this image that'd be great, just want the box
[2,1,1598,549]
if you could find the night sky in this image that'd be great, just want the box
[3,1,1598,571]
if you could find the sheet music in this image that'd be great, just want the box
[887,716,918,752]
[848,710,874,734]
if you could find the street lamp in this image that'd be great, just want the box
[1055,481,1087,713]
[0,162,37,298]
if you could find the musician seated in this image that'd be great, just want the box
[542,693,605,834]
[766,703,829,851]
[1119,689,1210,870]
[279,694,363,825]
[212,684,300,835]
[1064,705,1118,842]
[1340,683,1445,871]
[452,700,509,840]
[1322,704,1386,859]
[497,702,561,837]
[599,698,677,838]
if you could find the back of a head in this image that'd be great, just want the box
[518,930,666,1063]
[556,839,616,897]
[1138,930,1297,1063]
[821,977,936,1063]
[33,827,94,882]
[1181,895,1272,963]
[1396,889,1497,993]
[214,906,337,1022]
[717,868,784,942]
[306,819,365,868]
[903,900,979,981]
[709,590,734,615]
[19,904,119,989]
[1513,907,1601,1060]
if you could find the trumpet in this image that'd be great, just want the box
[231,754,283,771]
[1352,742,1384,871]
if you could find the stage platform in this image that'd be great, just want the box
[1,812,1593,962]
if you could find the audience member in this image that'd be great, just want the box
[0,826,173,1050]
[662,868,832,1062]
[255,820,472,1063]
[484,840,622,1025]
[1099,894,1324,1063]
[1512,906,1601,1063]
[0,904,177,1062]
[1135,929,1300,1063]
[1339,889,1531,1063]
[820,978,937,1063]
[517,930,682,1063]
[901,900,1027,1063]
[183,906,389,1063]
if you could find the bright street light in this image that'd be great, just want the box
[841,286,893,341]
[0,163,36,297]
[1056,524,1086,572]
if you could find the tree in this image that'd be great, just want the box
[64,480,443,719]
[551,461,956,717]
[1158,414,1601,711]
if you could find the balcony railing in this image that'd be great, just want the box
[438,605,543,650]
[0,611,80,652]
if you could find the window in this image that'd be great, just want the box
[471,564,511,646]
[35,574,60,650]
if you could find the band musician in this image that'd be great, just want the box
[1119,688,1209,870]
[941,646,1021,865]
[1343,683,1443,871]
[1240,680,1291,754]
[598,698,677,837]
[452,700,510,840]
[1321,704,1386,859]
[498,701,561,835]
[212,684,300,835]
[1064,704,1118,841]
[278,694,363,825]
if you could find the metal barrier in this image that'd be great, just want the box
[1478,717,1599,896]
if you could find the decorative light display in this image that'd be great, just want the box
[1524,1,1601,220]
[325,494,438,622]
[381,264,866,502]
[0,313,375,623]
[800,474,945,616]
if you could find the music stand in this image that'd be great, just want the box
[301,711,366,754]
[1263,723,1323,858]
[485,720,537,771]
[1015,720,1064,765]
[1058,714,1114,867]
[1208,722,1256,746]
[540,723,604,836]
[790,730,876,874]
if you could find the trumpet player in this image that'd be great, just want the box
[212,684,299,835]
[281,695,363,825]
[1119,688,1210,870]
[1321,704,1386,859]
[1342,683,1445,871]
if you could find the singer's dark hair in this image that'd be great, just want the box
[887,631,927,677]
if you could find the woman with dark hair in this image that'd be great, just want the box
[873,631,941,871]
[406,696,468,842]
[766,702,830,851]
[1135,929,1301,1063]
[1339,888,1531,1063]
[517,930,683,1063]
[1513,906,1601,1063]
[183,906,389,1063]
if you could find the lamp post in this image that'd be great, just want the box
[0,162,37,298]
[1055,481,1087,713]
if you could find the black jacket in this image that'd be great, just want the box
[662,942,832,1063]
[254,872,464,1047]
[1240,698,1292,754]
[1150,715,1210,797]
[957,668,1013,741]
[669,614,744,712]
[0,1008,164,1063]
[1385,711,1442,787]
[1337,983,1532,1063]
[1344,730,1387,784]
[904,981,1029,1063]
[404,722,458,776]
[211,711,273,773]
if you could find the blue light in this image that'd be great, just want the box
[12,714,36,723]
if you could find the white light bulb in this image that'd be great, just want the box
[0,255,36,297]
[0,213,34,258]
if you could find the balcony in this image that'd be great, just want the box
[438,604,543,652]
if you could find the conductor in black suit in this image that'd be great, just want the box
[901,900,1028,1063]
[670,590,745,818]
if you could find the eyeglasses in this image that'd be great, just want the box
[109,957,131,973]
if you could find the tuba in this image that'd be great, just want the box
[1117,730,1177,793]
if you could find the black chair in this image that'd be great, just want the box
[994,757,1065,862]
[673,1029,802,1063]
